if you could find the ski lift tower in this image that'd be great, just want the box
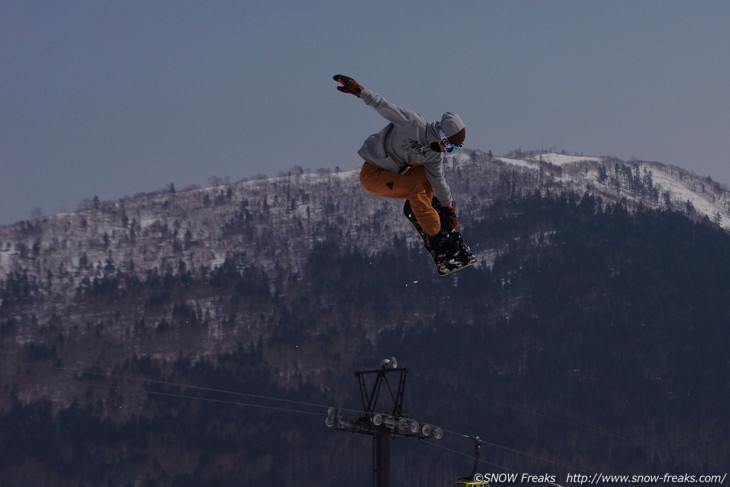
[325,358,444,487]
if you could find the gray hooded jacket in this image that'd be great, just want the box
[357,89,465,206]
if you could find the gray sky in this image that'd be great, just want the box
[2,0,730,225]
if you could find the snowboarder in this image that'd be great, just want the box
[333,74,467,254]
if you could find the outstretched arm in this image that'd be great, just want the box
[333,74,422,127]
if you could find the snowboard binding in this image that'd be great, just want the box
[404,199,477,276]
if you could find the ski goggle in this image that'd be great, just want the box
[436,121,463,153]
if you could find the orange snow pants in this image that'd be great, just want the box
[359,162,441,236]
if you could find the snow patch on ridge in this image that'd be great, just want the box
[494,157,538,169]
[536,153,602,166]
[496,152,730,229]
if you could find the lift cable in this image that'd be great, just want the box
[441,428,596,476]
[16,359,654,477]
[63,361,607,474]
[26,360,363,416]
[141,388,325,417]
[416,438,519,474]
[409,374,626,441]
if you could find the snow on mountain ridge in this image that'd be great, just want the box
[496,152,730,229]
[534,153,603,166]
[0,167,398,294]
[2,150,730,299]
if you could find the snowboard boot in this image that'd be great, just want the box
[427,228,463,255]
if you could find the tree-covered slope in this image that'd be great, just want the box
[2,192,728,486]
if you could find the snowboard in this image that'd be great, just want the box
[404,200,477,276]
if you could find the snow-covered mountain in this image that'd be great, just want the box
[2,149,729,303]
[489,151,730,228]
